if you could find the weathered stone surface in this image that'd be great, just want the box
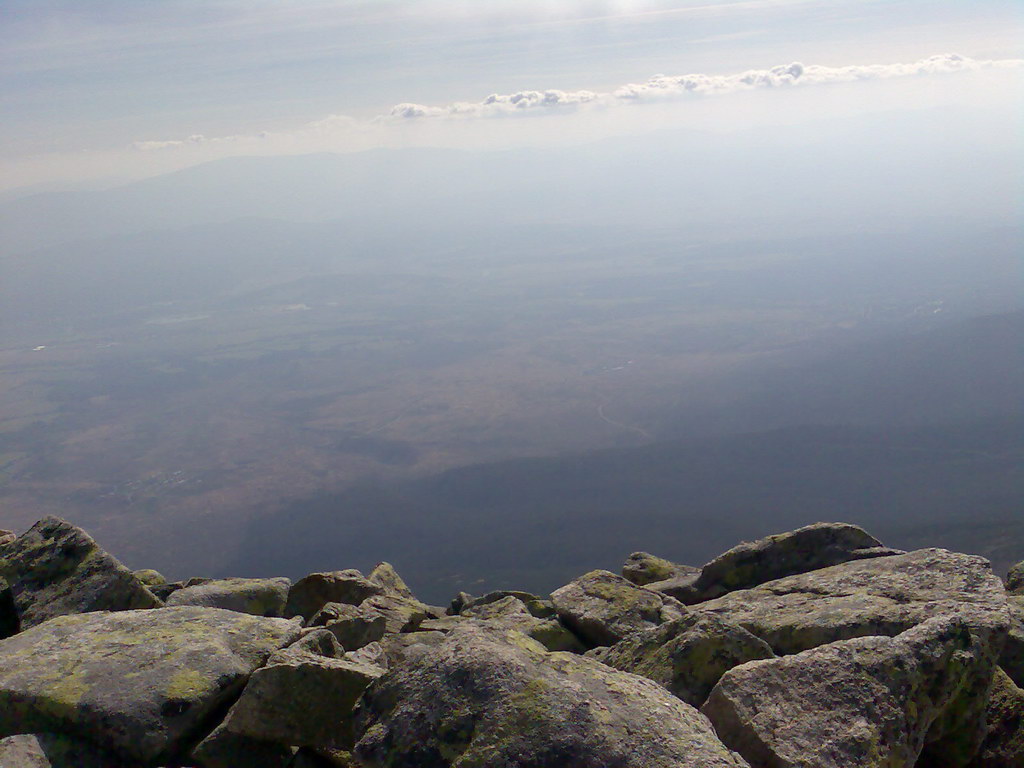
[366,562,415,600]
[422,597,585,653]
[622,551,698,587]
[0,733,135,768]
[284,570,384,622]
[378,631,446,667]
[595,613,774,706]
[132,570,166,588]
[692,548,1007,654]
[676,522,899,604]
[702,614,1004,768]
[166,576,291,617]
[288,626,345,658]
[0,517,162,634]
[219,636,384,751]
[550,569,684,647]
[358,593,428,634]
[1006,562,1024,595]
[354,623,750,767]
[315,604,386,651]
[968,667,1024,768]
[0,607,301,764]
[191,721,295,768]
[460,590,556,619]
[1001,596,1024,688]
[0,530,16,547]
[345,641,388,669]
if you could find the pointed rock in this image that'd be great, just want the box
[0,517,161,635]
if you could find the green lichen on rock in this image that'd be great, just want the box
[596,613,774,706]
[702,613,1005,768]
[166,576,291,617]
[0,517,162,632]
[354,623,750,767]
[550,569,683,648]
[0,606,301,765]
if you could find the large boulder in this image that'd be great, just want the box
[0,518,162,635]
[211,628,384,753]
[968,667,1024,768]
[703,614,1005,768]
[315,604,387,651]
[669,522,900,604]
[353,623,750,767]
[622,551,698,587]
[284,571,385,622]
[691,548,1008,654]
[0,733,132,768]
[550,569,684,647]
[594,613,774,707]
[0,607,301,765]
[165,576,291,617]
[357,594,428,634]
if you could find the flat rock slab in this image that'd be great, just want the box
[0,517,162,635]
[0,606,301,765]
[165,576,291,617]
[691,548,1007,654]
[677,522,898,604]
[354,623,751,767]
[702,614,1003,768]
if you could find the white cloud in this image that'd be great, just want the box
[133,53,1023,154]
[385,54,1023,120]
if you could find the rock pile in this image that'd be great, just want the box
[0,516,1020,767]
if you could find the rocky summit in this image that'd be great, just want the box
[0,518,1020,767]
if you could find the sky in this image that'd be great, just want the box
[1,0,1022,192]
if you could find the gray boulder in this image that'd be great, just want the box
[1001,595,1024,688]
[702,614,1005,768]
[622,551,698,586]
[358,593,428,634]
[132,569,166,588]
[284,570,384,622]
[0,733,134,768]
[217,631,384,752]
[0,517,162,635]
[317,604,387,651]
[968,667,1024,768]
[1006,562,1024,594]
[0,606,301,765]
[550,569,684,647]
[0,530,15,547]
[691,547,1007,654]
[459,590,556,619]
[353,623,750,767]
[378,631,447,667]
[165,576,291,617]
[595,613,774,706]
[673,522,900,604]
[421,596,585,653]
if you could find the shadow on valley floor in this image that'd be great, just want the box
[227,417,1024,605]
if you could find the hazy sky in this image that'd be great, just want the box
[2,0,1021,191]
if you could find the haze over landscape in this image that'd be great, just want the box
[2,0,1022,603]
